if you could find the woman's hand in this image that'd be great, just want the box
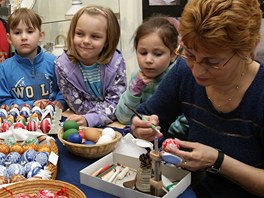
[168,139,218,172]
[66,114,87,126]
[131,114,162,142]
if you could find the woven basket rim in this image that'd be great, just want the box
[58,127,122,147]
[0,179,86,198]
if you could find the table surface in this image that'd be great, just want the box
[55,138,197,198]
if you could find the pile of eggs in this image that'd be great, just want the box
[62,120,116,145]
[0,102,55,134]
[0,136,51,184]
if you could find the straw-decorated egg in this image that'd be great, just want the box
[0,175,8,184]
[16,115,27,126]
[0,152,5,165]
[9,174,26,183]
[6,114,15,123]
[34,101,45,109]
[0,144,10,155]
[37,144,51,154]
[5,152,21,164]
[32,106,42,116]
[10,144,24,155]
[23,144,38,152]
[6,163,25,178]
[22,149,37,163]
[34,152,49,167]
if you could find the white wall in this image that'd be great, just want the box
[33,0,142,80]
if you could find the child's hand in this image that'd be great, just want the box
[66,114,88,126]
[129,71,153,96]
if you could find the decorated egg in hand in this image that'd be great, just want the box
[162,138,180,153]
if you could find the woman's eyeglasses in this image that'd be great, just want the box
[176,45,235,70]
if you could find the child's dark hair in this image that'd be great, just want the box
[133,15,179,54]
[7,8,42,33]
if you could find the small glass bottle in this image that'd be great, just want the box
[135,151,152,194]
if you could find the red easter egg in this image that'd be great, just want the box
[40,118,51,134]
[162,138,180,153]
[1,121,11,132]
[79,129,85,139]
[26,121,38,131]
[14,122,25,129]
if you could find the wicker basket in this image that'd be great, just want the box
[48,138,58,179]
[58,127,122,158]
[0,179,86,198]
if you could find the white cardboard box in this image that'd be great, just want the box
[80,152,191,198]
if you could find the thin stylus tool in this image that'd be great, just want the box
[124,103,162,134]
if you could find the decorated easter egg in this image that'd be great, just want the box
[6,152,22,164]
[10,103,20,110]
[102,127,116,139]
[37,144,51,154]
[14,122,25,129]
[8,108,20,119]
[0,153,5,166]
[26,120,38,131]
[10,144,24,155]
[63,120,79,131]
[27,166,42,178]
[1,121,11,132]
[63,128,78,140]
[0,104,9,111]
[0,144,10,155]
[67,133,82,144]
[82,140,96,145]
[20,106,31,118]
[34,101,45,109]
[24,161,42,174]
[24,137,39,145]
[0,175,8,184]
[22,149,37,163]
[16,115,27,126]
[4,136,16,147]
[34,152,49,167]
[6,163,25,178]
[83,127,101,142]
[32,106,42,116]
[23,144,38,152]
[0,165,6,177]
[10,174,26,183]
[162,138,180,153]
[96,135,112,145]
[40,118,51,134]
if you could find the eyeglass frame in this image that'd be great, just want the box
[176,44,236,70]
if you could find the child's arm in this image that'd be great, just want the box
[116,71,146,124]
